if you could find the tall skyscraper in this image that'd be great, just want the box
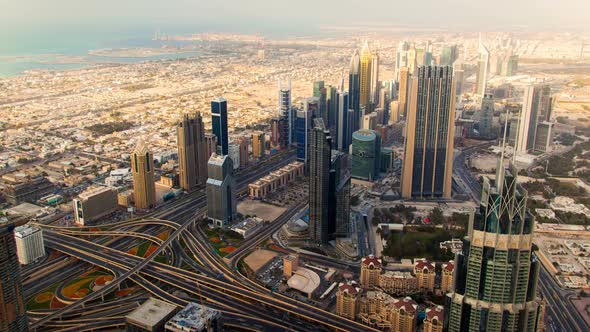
[395,41,410,81]
[237,137,249,168]
[475,36,490,97]
[177,112,207,191]
[359,41,373,112]
[370,51,380,105]
[206,154,236,227]
[330,151,351,238]
[349,49,361,132]
[407,44,417,75]
[336,89,351,152]
[295,109,312,163]
[453,62,465,99]
[278,79,292,146]
[270,117,287,149]
[252,131,265,159]
[132,140,156,210]
[0,218,28,332]
[309,119,332,245]
[351,129,381,181]
[314,81,328,125]
[398,67,411,119]
[326,85,338,129]
[513,84,552,153]
[401,66,455,199]
[445,161,541,331]
[211,97,229,156]
[479,94,496,139]
[441,45,458,66]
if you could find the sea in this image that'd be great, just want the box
[0,22,319,77]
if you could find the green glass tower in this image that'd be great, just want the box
[445,161,541,332]
[351,129,381,181]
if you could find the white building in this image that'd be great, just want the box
[165,302,221,332]
[14,224,45,265]
[228,144,240,170]
[231,217,263,239]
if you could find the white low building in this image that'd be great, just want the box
[14,224,45,265]
[231,217,263,239]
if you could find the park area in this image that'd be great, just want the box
[382,225,466,261]
[202,226,244,257]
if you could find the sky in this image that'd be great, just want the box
[1,0,589,33]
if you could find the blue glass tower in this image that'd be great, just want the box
[211,97,229,156]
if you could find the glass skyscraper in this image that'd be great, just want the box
[348,49,361,133]
[211,97,229,156]
[445,161,541,332]
[401,66,455,199]
[0,218,28,332]
[309,119,332,245]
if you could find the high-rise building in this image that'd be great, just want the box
[362,113,378,130]
[351,129,381,181]
[453,62,465,99]
[336,281,360,320]
[479,94,496,139]
[359,41,373,111]
[205,133,217,159]
[424,306,444,332]
[211,97,229,156]
[514,84,552,153]
[534,121,553,153]
[407,45,417,75]
[414,259,436,292]
[132,140,156,210]
[475,36,490,97]
[283,254,299,278]
[360,254,382,289]
[441,45,458,66]
[270,117,286,149]
[336,90,351,152]
[295,109,312,163]
[14,224,45,265]
[206,154,236,227]
[330,151,351,238]
[401,66,455,199]
[326,85,338,129]
[309,119,332,245]
[313,81,327,124]
[228,144,240,170]
[370,51,380,105]
[252,131,265,159]
[445,161,541,332]
[278,79,292,145]
[237,137,249,168]
[73,186,118,225]
[398,67,410,119]
[177,112,207,191]
[0,218,28,332]
[395,41,410,81]
[349,49,361,132]
[389,297,418,332]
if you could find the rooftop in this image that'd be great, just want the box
[164,302,220,332]
[126,298,178,328]
[14,224,41,238]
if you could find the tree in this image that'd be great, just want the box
[428,208,445,225]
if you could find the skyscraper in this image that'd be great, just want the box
[513,84,552,153]
[351,129,381,181]
[445,161,541,332]
[475,36,490,98]
[441,45,458,66]
[453,62,465,99]
[401,66,455,199]
[270,117,287,149]
[252,131,265,159]
[349,49,361,132]
[330,151,351,238]
[395,41,410,81]
[398,67,411,119]
[295,109,312,163]
[326,85,338,129]
[177,112,208,191]
[370,50,380,105]
[407,44,417,75]
[479,94,496,139]
[314,81,328,125]
[206,154,236,227]
[359,41,373,112]
[0,217,28,332]
[336,89,351,152]
[132,140,156,210]
[211,97,229,156]
[278,79,292,146]
[309,119,332,245]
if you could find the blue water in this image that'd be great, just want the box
[0,22,321,77]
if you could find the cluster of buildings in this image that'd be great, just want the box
[125,298,221,332]
[248,161,304,199]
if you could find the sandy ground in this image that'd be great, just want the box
[238,200,286,222]
[244,249,279,273]
[572,296,590,328]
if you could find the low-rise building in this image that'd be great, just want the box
[414,258,436,292]
[378,271,418,296]
[125,297,179,332]
[14,224,45,265]
[73,186,118,225]
[1,174,55,205]
[230,217,263,239]
[283,254,299,278]
[336,281,360,320]
[118,190,134,207]
[248,161,304,199]
[164,302,221,332]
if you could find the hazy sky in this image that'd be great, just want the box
[1,0,589,32]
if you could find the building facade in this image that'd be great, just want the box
[252,131,265,159]
[336,281,360,320]
[131,140,156,210]
[360,255,382,289]
[309,119,332,245]
[14,224,45,265]
[0,218,28,331]
[206,154,236,227]
[401,66,455,199]
[177,112,207,191]
[351,129,381,181]
[73,186,118,225]
[414,258,436,292]
[211,97,229,156]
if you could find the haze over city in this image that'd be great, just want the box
[1,1,590,332]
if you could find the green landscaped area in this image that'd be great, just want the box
[202,226,244,257]
[127,231,170,263]
[382,225,466,261]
